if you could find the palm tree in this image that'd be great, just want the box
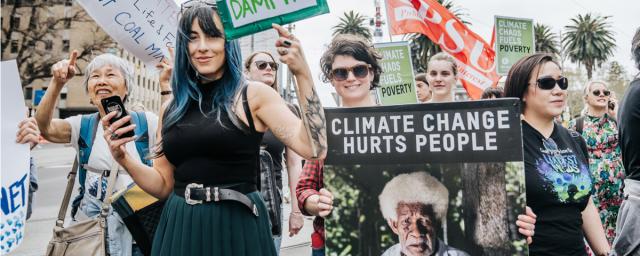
[534,23,559,56]
[562,13,616,79]
[332,11,372,41]
[406,0,468,72]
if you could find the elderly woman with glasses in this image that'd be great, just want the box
[568,81,625,245]
[244,51,306,253]
[35,51,171,255]
[101,2,327,255]
[504,53,610,255]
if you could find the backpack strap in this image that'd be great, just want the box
[575,116,585,135]
[242,84,257,133]
[72,112,100,218]
[130,111,152,166]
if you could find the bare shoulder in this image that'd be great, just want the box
[245,81,281,104]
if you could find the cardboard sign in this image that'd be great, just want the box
[76,0,180,69]
[324,99,528,255]
[1,60,31,254]
[495,16,535,75]
[216,0,329,40]
[375,41,418,105]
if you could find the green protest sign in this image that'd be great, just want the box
[375,41,418,105]
[495,16,535,75]
[215,0,329,40]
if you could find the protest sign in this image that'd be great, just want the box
[76,0,179,69]
[324,99,528,255]
[216,0,329,40]
[375,41,418,105]
[385,0,500,99]
[1,60,31,254]
[495,16,535,75]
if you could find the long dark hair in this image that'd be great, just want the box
[162,3,245,133]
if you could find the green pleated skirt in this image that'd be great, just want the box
[151,191,277,256]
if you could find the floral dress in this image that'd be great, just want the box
[569,113,625,244]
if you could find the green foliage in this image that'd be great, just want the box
[534,23,559,56]
[562,13,616,79]
[332,11,372,41]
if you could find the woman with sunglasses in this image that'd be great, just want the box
[426,52,458,103]
[568,81,625,245]
[244,51,306,252]
[101,2,327,256]
[504,53,609,255]
[296,34,380,256]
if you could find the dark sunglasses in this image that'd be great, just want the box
[180,0,216,13]
[331,65,370,81]
[592,89,610,97]
[535,76,568,90]
[255,61,278,71]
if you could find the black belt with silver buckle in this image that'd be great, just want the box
[174,183,259,217]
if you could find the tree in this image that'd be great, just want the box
[407,0,468,72]
[562,13,616,79]
[1,1,115,87]
[605,61,629,98]
[534,23,559,56]
[332,11,372,41]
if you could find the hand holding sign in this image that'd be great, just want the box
[51,50,79,87]
[273,24,310,77]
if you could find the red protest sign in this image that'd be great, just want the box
[386,0,500,99]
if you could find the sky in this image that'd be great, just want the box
[175,0,640,107]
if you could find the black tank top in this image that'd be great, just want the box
[163,81,263,187]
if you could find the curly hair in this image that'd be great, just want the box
[378,172,449,222]
[320,34,382,89]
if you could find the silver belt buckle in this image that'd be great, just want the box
[185,183,203,205]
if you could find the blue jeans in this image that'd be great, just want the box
[312,248,325,256]
[273,235,282,255]
[79,194,134,256]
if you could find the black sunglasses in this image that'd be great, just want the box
[592,89,610,97]
[255,61,278,71]
[331,65,370,81]
[535,76,568,90]
[180,0,217,13]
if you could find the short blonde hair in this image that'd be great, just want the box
[378,172,449,222]
[428,52,458,76]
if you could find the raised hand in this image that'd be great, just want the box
[272,24,311,77]
[51,50,79,86]
[156,46,174,92]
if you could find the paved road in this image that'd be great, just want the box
[8,144,312,256]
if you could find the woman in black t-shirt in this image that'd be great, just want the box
[504,53,610,255]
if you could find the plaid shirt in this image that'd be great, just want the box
[295,159,325,249]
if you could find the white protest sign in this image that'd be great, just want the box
[76,0,179,69]
[1,60,30,254]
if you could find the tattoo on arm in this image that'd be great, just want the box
[303,88,327,155]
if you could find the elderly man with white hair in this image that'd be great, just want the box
[379,172,468,256]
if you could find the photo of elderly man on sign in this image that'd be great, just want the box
[379,172,469,256]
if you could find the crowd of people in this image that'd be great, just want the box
[13,1,640,256]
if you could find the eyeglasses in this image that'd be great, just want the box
[254,61,278,71]
[330,65,370,81]
[592,89,610,97]
[535,76,568,90]
[180,0,217,13]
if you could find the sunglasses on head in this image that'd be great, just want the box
[592,89,610,97]
[330,64,370,81]
[180,0,217,13]
[254,61,278,71]
[535,76,568,90]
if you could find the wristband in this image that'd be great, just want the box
[160,90,172,95]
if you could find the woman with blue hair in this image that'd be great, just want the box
[101,2,327,255]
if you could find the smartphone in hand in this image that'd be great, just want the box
[101,95,134,138]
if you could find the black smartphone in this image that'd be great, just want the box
[101,95,134,138]
[608,101,616,110]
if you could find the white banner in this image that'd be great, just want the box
[76,0,180,69]
[227,0,317,27]
[1,60,30,254]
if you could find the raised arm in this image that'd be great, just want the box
[101,102,175,199]
[35,51,78,143]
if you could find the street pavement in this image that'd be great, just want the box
[8,143,312,256]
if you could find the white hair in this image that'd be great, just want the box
[378,172,449,222]
[83,53,136,101]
